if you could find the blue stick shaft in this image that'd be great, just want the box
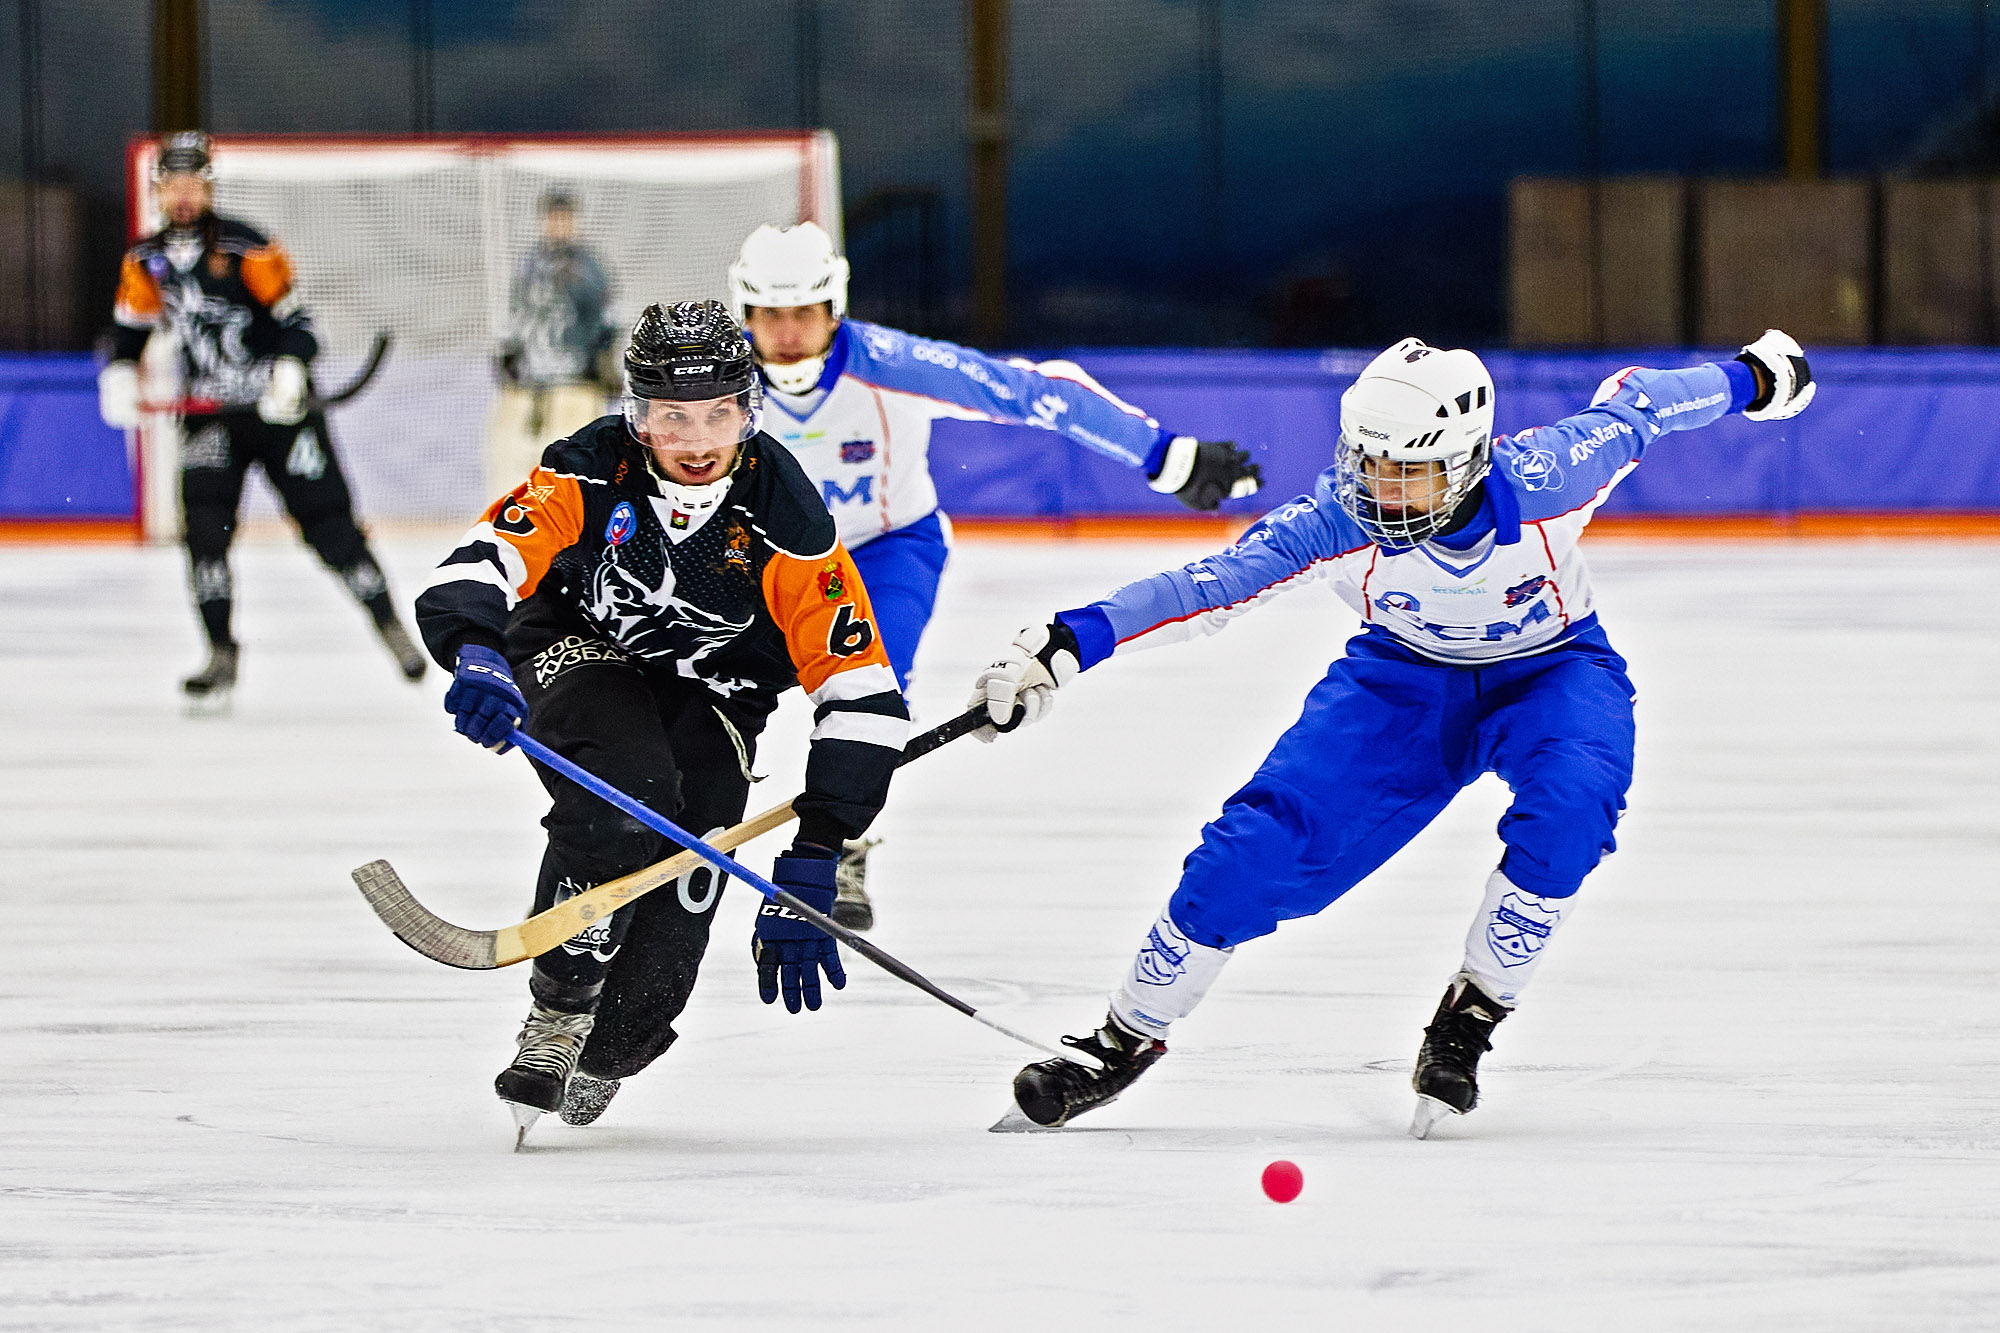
[509,730,786,903]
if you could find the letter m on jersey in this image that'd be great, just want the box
[822,476,874,507]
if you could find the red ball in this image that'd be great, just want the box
[1260,1159,1304,1203]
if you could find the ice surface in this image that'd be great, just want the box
[3,532,1998,1330]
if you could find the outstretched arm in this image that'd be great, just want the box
[851,327,1262,509]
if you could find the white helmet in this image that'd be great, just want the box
[1333,337,1496,549]
[728,222,849,323]
[728,222,849,393]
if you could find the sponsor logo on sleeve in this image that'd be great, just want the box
[605,500,637,546]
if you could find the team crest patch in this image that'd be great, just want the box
[724,526,752,568]
[840,439,876,463]
[1509,447,1564,492]
[605,501,637,546]
[670,510,690,530]
[1503,575,1547,607]
[1486,891,1562,968]
[816,560,847,602]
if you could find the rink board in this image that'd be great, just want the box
[1,533,1996,1329]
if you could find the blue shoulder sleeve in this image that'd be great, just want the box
[840,320,1172,470]
[1057,472,1365,668]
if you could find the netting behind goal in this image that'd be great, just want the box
[127,132,841,535]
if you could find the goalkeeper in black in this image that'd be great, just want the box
[97,131,426,703]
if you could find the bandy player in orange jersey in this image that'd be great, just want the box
[414,301,910,1138]
[98,132,426,705]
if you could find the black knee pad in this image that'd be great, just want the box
[546,803,670,879]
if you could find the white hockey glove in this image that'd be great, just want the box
[1735,329,1815,421]
[1148,435,1263,510]
[257,356,310,425]
[968,621,1082,742]
[97,361,140,430]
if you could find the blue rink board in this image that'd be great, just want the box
[5,348,1998,521]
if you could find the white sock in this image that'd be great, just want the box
[1459,868,1576,1006]
[1109,906,1233,1040]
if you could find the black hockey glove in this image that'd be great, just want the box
[753,846,848,1013]
[1148,435,1263,511]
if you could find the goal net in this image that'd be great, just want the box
[127,132,842,538]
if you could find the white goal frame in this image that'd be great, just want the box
[125,131,842,541]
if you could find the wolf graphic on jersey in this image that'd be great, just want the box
[586,548,755,694]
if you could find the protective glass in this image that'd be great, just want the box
[623,387,759,451]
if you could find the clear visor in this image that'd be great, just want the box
[1333,432,1490,549]
[623,388,758,452]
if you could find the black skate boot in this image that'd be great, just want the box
[559,1073,621,1127]
[1007,1012,1166,1129]
[495,1001,595,1148]
[376,619,428,683]
[831,836,879,931]
[182,643,239,712]
[1409,972,1511,1139]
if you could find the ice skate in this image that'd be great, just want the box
[1409,972,1510,1139]
[831,835,879,931]
[376,619,428,683]
[558,1073,621,1127]
[495,1001,595,1148]
[181,644,238,715]
[1003,1012,1165,1130]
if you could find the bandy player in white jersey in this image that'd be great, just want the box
[728,221,1262,929]
[969,330,1816,1137]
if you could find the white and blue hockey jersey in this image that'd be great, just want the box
[757,320,1174,550]
[1058,362,1748,669]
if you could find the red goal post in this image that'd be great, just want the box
[124,131,842,539]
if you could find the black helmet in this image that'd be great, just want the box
[155,131,213,180]
[625,301,757,402]
[623,301,761,448]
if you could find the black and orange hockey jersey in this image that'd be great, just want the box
[416,417,911,847]
[110,214,317,407]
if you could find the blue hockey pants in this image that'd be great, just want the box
[1169,625,1637,950]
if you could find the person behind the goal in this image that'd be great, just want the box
[415,300,908,1141]
[728,220,1265,931]
[970,329,1816,1138]
[486,188,617,500]
[97,131,427,703]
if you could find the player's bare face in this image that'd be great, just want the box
[158,174,212,228]
[745,304,839,367]
[1360,457,1452,514]
[641,395,745,486]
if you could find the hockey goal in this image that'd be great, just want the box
[127,131,842,538]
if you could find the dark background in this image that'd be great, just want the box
[4,0,1997,352]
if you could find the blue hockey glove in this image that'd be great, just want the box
[443,644,528,753]
[753,847,848,1013]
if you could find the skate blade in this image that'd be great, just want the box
[182,689,234,718]
[1408,1094,1459,1140]
[507,1102,542,1152]
[988,1106,1062,1134]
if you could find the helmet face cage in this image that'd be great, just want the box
[1333,430,1492,549]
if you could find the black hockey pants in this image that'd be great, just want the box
[179,409,394,647]
[507,620,763,1082]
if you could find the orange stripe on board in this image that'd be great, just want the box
[0,518,141,544]
[951,512,2000,542]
